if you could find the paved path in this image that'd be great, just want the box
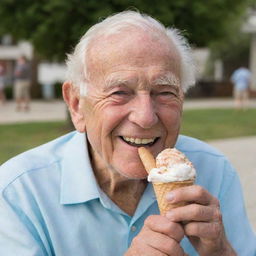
[208,137,256,232]
[0,100,66,124]
[0,98,255,231]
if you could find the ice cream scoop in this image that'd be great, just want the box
[138,147,196,215]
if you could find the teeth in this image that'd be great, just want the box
[123,136,155,145]
[135,138,140,144]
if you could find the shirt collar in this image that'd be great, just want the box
[60,131,101,205]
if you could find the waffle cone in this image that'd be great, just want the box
[138,147,156,173]
[153,179,194,215]
[138,147,195,215]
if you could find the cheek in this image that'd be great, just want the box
[159,103,182,146]
[84,103,129,159]
[84,96,127,127]
[160,102,182,126]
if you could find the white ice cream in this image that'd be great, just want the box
[148,163,196,183]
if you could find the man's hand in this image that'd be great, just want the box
[165,185,236,256]
[125,215,187,255]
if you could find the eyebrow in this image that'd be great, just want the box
[104,76,138,89]
[151,73,180,88]
[104,73,180,90]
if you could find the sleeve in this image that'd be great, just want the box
[219,161,256,256]
[0,191,49,256]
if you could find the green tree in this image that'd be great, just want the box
[0,0,251,61]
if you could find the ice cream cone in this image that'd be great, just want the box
[138,147,156,173]
[152,180,194,215]
[138,147,195,215]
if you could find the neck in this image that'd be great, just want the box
[90,148,147,216]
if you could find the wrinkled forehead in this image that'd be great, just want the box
[86,28,181,80]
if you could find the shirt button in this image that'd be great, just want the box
[131,225,136,232]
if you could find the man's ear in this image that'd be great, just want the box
[62,81,86,132]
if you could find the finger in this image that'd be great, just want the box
[133,227,183,256]
[184,221,224,240]
[128,238,168,256]
[144,228,186,255]
[145,215,185,242]
[166,204,222,223]
[166,185,219,206]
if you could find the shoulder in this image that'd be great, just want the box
[176,135,223,157]
[0,131,77,192]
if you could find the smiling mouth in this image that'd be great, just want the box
[120,136,159,147]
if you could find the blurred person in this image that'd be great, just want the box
[0,61,6,104]
[230,66,251,109]
[14,55,31,111]
[0,11,255,256]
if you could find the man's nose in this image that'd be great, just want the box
[128,94,158,129]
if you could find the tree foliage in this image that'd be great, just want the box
[0,0,251,61]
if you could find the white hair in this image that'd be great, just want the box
[66,10,195,95]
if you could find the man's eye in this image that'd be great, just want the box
[112,91,129,96]
[111,90,131,103]
[159,91,176,96]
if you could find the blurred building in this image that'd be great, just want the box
[192,48,211,81]
[38,62,66,99]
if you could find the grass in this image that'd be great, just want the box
[181,108,256,141]
[0,121,68,164]
[0,108,256,164]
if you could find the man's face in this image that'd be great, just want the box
[78,31,183,179]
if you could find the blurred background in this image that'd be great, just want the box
[0,0,255,231]
[1,0,256,99]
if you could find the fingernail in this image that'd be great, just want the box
[166,192,174,201]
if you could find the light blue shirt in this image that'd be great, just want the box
[0,131,255,255]
[231,67,251,91]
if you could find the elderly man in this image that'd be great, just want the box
[0,11,255,256]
